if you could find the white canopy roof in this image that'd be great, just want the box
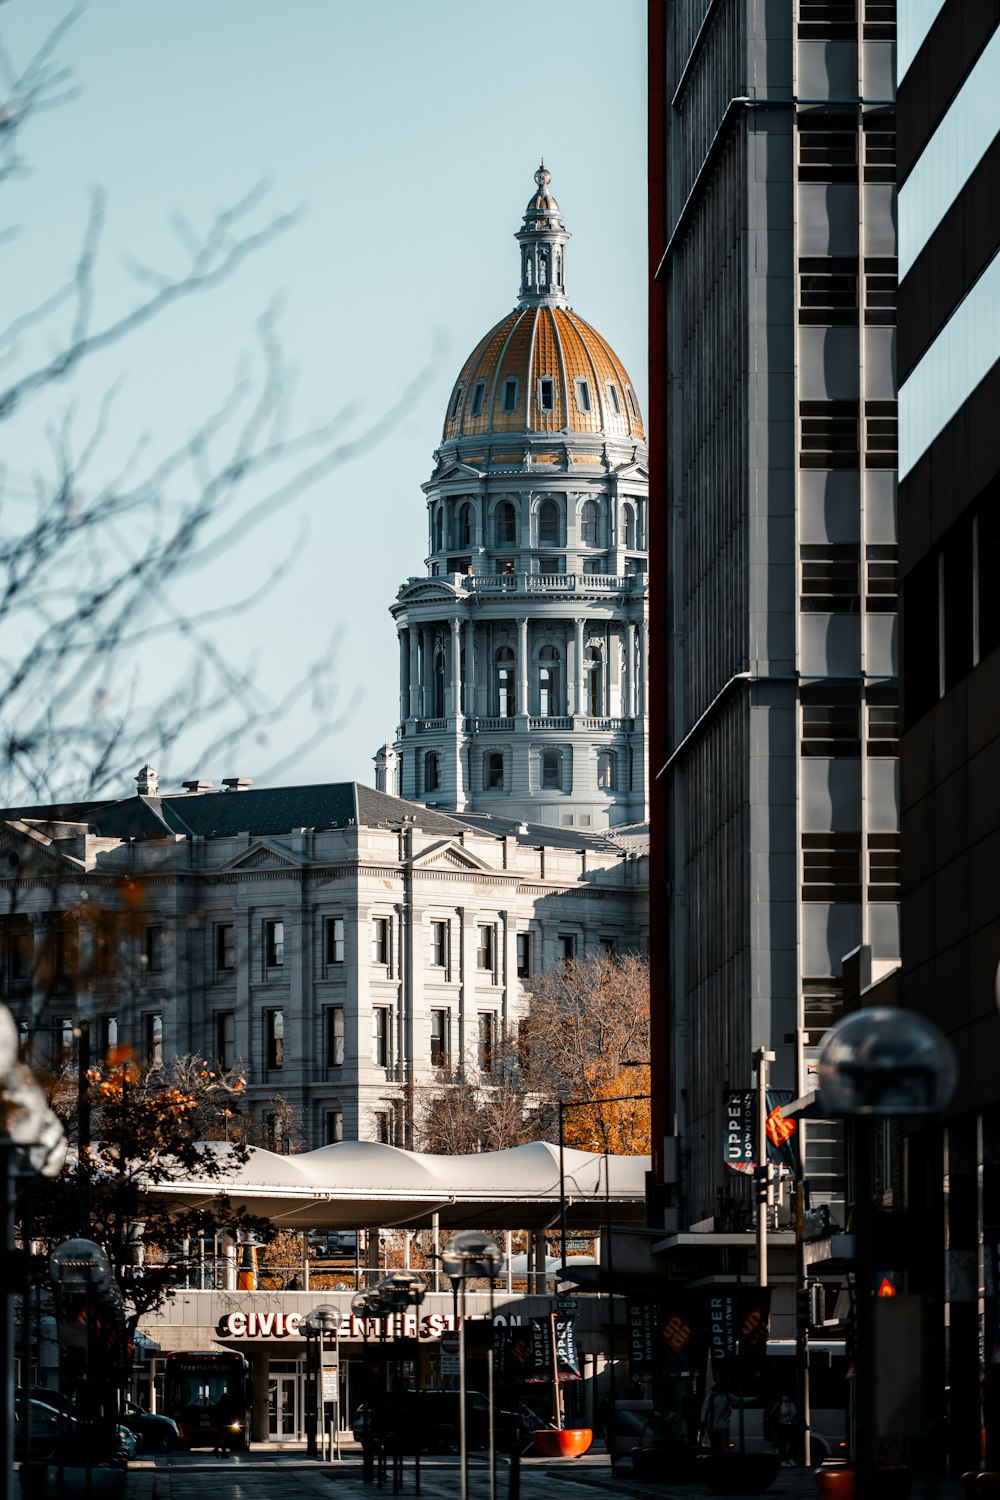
[149,1139,650,1231]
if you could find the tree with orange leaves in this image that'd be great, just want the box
[26,1050,275,1332]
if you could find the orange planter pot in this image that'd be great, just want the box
[814,1465,912,1500]
[532,1428,593,1458]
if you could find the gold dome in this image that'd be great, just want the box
[442,305,644,443]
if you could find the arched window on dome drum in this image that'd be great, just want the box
[538,498,560,545]
[433,506,443,553]
[622,503,636,550]
[457,502,473,548]
[538,248,549,288]
[496,501,517,547]
[433,649,446,720]
[597,750,616,791]
[581,499,601,548]
[495,646,515,719]
[424,752,440,793]
[554,249,562,286]
[538,644,562,717]
[585,646,604,716]
[525,259,533,288]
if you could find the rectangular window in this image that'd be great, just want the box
[864,257,896,326]
[862,0,894,39]
[325,1109,343,1145]
[7,931,33,996]
[801,693,861,756]
[265,919,284,969]
[798,118,858,183]
[502,378,518,413]
[802,833,862,902]
[599,936,618,956]
[866,691,898,756]
[143,926,163,973]
[801,545,861,611]
[470,380,486,417]
[477,924,496,973]
[486,753,504,790]
[799,400,860,468]
[541,749,561,789]
[797,1,856,39]
[326,1005,345,1067]
[538,377,555,412]
[430,1008,450,1069]
[574,378,592,414]
[372,917,390,967]
[96,1014,118,1062]
[325,916,345,966]
[863,117,895,183]
[373,1110,392,1145]
[582,558,604,575]
[54,1015,74,1061]
[802,977,845,1048]
[215,1010,235,1072]
[430,920,448,968]
[145,1013,163,1067]
[865,545,898,611]
[798,257,857,325]
[216,923,235,973]
[559,933,576,965]
[864,401,897,469]
[867,833,900,901]
[605,382,621,415]
[516,932,531,980]
[478,1012,497,1073]
[265,1008,284,1070]
[372,1007,390,1068]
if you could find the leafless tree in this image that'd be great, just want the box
[0,6,439,804]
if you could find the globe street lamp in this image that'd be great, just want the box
[816,1006,957,1500]
[442,1231,505,1500]
[352,1286,384,1484]
[0,1003,66,1500]
[50,1238,121,1490]
[371,1272,427,1496]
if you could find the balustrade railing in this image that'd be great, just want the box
[462,572,643,595]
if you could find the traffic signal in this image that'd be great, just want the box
[801,1203,834,1242]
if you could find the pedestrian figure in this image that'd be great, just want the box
[767,1394,798,1465]
[701,1384,732,1454]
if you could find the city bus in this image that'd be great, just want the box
[163,1351,251,1451]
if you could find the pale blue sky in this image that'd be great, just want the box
[3,0,647,792]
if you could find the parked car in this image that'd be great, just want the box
[14,1395,133,1468]
[352,1390,529,1453]
[118,1401,179,1454]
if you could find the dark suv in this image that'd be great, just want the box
[352,1390,527,1453]
[118,1400,179,1453]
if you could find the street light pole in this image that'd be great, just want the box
[753,1047,776,1288]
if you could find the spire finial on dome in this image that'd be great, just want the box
[516,159,570,310]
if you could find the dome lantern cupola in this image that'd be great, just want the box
[516,161,570,309]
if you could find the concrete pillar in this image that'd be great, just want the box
[516,618,529,716]
[399,630,409,724]
[625,622,636,718]
[573,618,585,716]
[251,1352,270,1443]
[637,619,648,715]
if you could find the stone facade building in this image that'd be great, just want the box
[0,776,647,1147]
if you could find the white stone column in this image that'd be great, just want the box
[464,619,475,716]
[638,618,648,715]
[399,630,409,724]
[448,618,461,719]
[516,617,529,716]
[409,627,420,719]
[626,622,636,718]
[573,618,585,716]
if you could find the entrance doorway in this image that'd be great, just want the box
[268,1372,298,1438]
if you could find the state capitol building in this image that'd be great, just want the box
[0,166,650,1151]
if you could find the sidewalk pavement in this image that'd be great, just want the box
[124,1439,970,1500]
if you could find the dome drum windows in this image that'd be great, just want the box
[580,499,602,548]
[495,500,518,547]
[495,646,515,719]
[456,501,474,548]
[538,376,556,414]
[540,747,563,790]
[450,385,464,421]
[621,502,636,550]
[501,377,519,414]
[537,644,563,717]
[537,497,562,546]
[605,382,622,416]
[469,380,487,418]
[584,645,605,716]
[574,378,593,415]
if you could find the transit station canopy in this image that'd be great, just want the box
[149,1139,650,1231]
